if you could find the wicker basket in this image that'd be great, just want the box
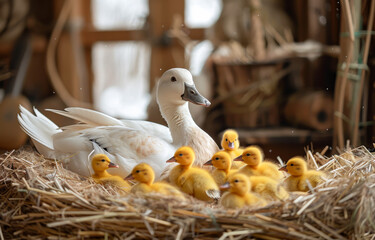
[213,59,289,128]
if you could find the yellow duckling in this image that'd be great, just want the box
[167,146,220,201]
[125,163,184,198]
[204,151,236,186]
[221,129,245,169]
[219,173,266,209]
[234,146,283,181]
[248,176,289,201]
[279,157,325,192]
[91,154,131,191]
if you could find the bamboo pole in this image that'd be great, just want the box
[333,0,355,149]
[351,0,375,146]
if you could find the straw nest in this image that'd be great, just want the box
[1,146,374,239]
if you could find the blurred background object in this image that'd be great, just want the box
[0,0,374,159]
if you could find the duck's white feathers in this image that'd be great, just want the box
[47,107,123,126]
[18,68,219,179]
[18,105,60,157]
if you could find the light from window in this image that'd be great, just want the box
[92,42,151,119]
[185,0,222,28]
[92,0,149,30]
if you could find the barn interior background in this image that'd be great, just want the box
[0,0,374,156]
[1,0,375,239]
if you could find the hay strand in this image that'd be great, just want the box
[0,146,375,239]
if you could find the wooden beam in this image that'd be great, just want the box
[80,30,146,45]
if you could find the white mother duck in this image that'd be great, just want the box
[18,68,219,179]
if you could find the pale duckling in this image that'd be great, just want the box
[279,157,325,192]
[221,129,245,169]
[234,146,283,181]
[219,173,266,209]
[248,176,289,201]
[204,151,236,186]
[91,154,131,191]
[125,163,184,199]
[167,146,220,201]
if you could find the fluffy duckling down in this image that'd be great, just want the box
[204,151,236,186]
[91,154,131,191]
[221,129,245,169]
[279,157,325,192]
[248,176,289,201]
[219,173,266,209]
[167,146,220,201]
[235,146,283,181]
[126,163,184,199]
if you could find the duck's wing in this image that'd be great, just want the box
[48,107,173,143]
[119,119,172,143]
[53,125,175,178]
[47,107,124,126]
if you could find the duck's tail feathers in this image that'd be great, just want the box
[47,107,123,127]
[18,105,61,157]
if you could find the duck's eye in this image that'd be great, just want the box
[171,76,176,82]
[246,153,250,156]
[136,170,140,173]
[290,164,294,166]
[215,157,219,160]
[101,159,105,162]
[234,179,239,183]
[179,153,183,157]
[225,138,228,142]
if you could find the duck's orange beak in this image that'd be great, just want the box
[108,162,119,168]
[220,182,230,190]
[124,173,134,180]
[279,165,287,172]
[166,156,176,163]
[204,160,213,166]
[233,155,243,161]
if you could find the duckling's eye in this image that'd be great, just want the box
[246,153,250,156]
[101,159,105,162]
[290,164,294,166]
[136,170,140,173]
[234,179,239,183]
[179,153,183,157]
[215,157,219,160]
[225,138,228,142]
[171,76,176,82]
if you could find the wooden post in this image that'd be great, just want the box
[149,0,185,89]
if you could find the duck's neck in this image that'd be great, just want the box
[142,180,153,186]
[94,170,112,178]
[180,163,193,171]
[160,102,197,146]
[247,164,258,170]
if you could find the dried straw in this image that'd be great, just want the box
[1,146,374,239]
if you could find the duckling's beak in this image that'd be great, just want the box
[181,82,211,107]
[108,162,119,168]
[233,155,243,161]
[204,160,213,166]
[228,142,235,149]
[279,165,287,172]
[220,182,230,190]
[166,156,177,163]
[124,173,134,180]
